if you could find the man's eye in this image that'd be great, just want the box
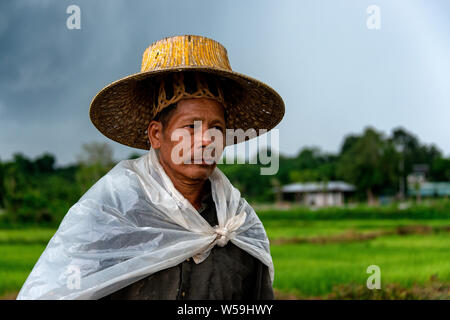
[213,126,224,132]
[184,124,195,129]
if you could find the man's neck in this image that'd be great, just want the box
[157,154,211,211]
[172,178,210,211]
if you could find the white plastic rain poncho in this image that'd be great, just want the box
[17,148,274,300]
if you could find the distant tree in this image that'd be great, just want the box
[295,147,323,169]
[0,160,5,208]
[3,154,33,207]
[289,169,321,182]
[430,158,450,181]
[275,153,298,185]
[337,127,399,204]
[75,142,116,193]
[218,147,277,202]
[0,153,49,221]
[285,147,338,183]
[391,127,420,153]
[0,151,83,224]
[340,134,359,155]
[12,153,35,175]
[34,153,56,174]
[415,144,442,169]
[76,142,115,167]
[391,127,443,190]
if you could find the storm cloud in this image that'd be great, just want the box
[1,0,449,166]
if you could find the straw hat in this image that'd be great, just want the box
[89,35,285,150]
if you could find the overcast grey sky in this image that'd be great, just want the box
[1,0,449,166]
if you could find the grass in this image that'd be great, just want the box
[0,206,450,299]
[271,233,450,298]
[256,199,450,221]
[261,219,450,240]
[0,228,56,244]
[0,243,48,296]
[0,228,55,297]
[259,204,450,298]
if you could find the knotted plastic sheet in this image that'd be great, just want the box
[17,148,274,300]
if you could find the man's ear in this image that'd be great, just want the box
[148,120,163,149]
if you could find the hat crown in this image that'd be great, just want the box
[141,35,232,72]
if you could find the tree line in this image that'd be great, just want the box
[0,126,449,225]
[220,126,448,204]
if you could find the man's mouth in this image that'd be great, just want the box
[189,157,216,165]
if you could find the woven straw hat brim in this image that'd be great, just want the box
[89,65,285,150]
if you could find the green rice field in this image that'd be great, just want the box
[0,211,449,299]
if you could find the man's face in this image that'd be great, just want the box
[148,98,226,181]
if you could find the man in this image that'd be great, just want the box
[100,97,273,299]
[17,35,285,300]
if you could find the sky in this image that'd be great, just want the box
[0,0,449,166]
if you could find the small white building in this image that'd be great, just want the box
[281,181,355,207]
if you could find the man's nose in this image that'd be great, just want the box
[193,123,212,145]
[201,127,213,146]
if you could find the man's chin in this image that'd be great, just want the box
[184,163,215,179]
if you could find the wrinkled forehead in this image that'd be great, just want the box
[167,97,226,124]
